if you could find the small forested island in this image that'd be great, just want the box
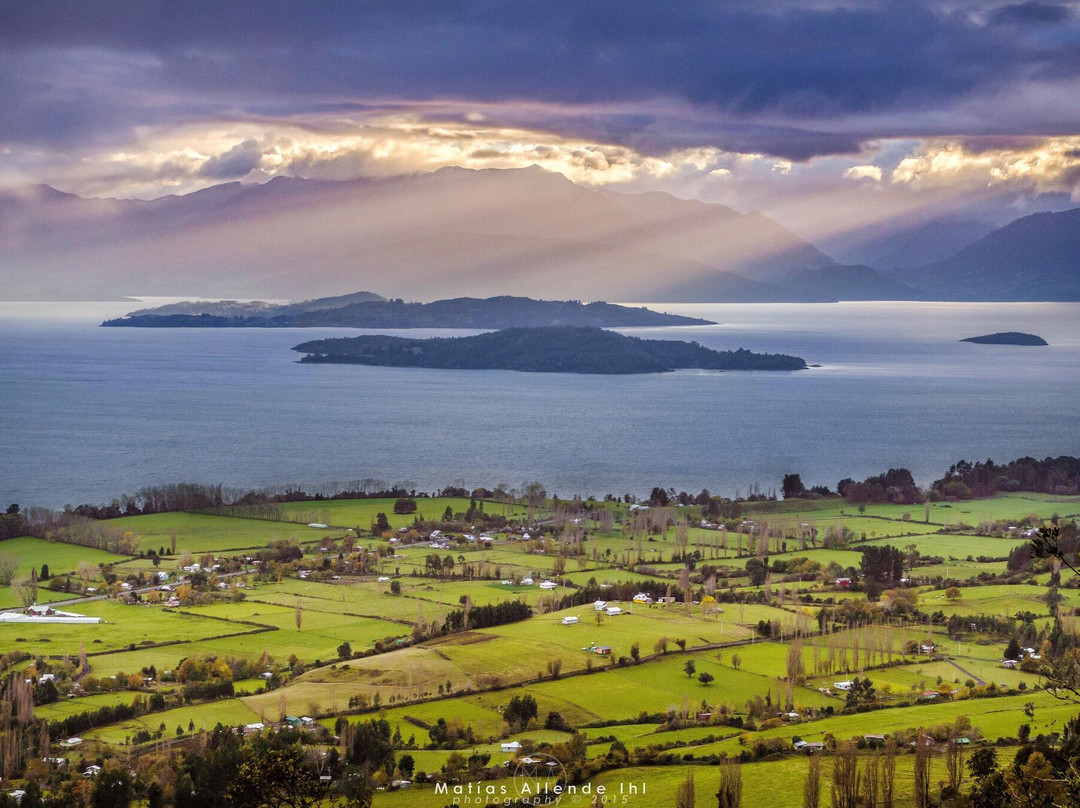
[961,331,1048,346]
[293,326,806,373]
[102,294,713,329]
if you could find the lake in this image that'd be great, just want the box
[1,301,1078,508]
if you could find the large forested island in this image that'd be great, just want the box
[293,326,806,373]
[102,294,713,329]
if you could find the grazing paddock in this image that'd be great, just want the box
[864,533,1024,559]
[560,569,663,585]
[524,654,837,723]
[699,690,1074,759]
[27,489,1075,808]
[340,694,510,740]
[35,691,146,724]
[0,535,128,579]
[82,698,262,745]
[0,586,69,609]
[246,578,451,623]
[273,497,525,530]
[0,600,256,663]
[917,583,1074,617]
[101,511,319,554]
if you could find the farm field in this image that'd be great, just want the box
[82,698,262,745]
[273,496,526,530]
[0,535,128,579]
[2,487,1079,806]
[862,533,1024,559]
[0,600,258,660]
[100,511,328,553]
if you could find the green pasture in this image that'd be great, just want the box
[336,694,510,740]
[253,579,451,624]
[933,493,1080,523]
[82,698,262,745]
[0,586,69,609]
[100,511,320,554]
[35,691,146,724]
[747,492,1078,526]
[274,497,525,530]
[402,577,569,608]
[523,653,840,724]
[855,657,1038,694]
[370,756,920,808]
[0,600,255,662]
[741,547,862,569]
[865,533,1023,559]
[561,569,663,585]
[0,536,128,580]
[697,690,1075,760]
[914,560,1007,579]
[916,583,1071,617]
[173,618,407,666]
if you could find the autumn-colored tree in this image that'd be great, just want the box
[912,734,932,808]
[0,554,19,586]
[1004,750,1064,808]
[717,759,742,808]
[803,754,820,808]
[880,739,897,808]
[831,741,861,808]
[945,727,966,793]
[863,753,880,808]
[675,770,695,808]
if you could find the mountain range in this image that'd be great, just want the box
[1,166,1076,302]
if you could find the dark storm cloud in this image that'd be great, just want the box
[1,1,1079,158]
[989,2,1074,25]
[199,140,265,179]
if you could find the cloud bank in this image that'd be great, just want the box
[2,0,1079,236]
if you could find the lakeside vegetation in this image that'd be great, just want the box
[0,456,1077,806]
[293,326,807,374]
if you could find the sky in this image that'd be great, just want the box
[2,0,1080,240]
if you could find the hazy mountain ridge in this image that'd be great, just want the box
[0,168,833,302]
[2,167,1078,302]
[822,216,995,270]
[901,208,1080,301]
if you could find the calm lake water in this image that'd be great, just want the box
[2,301,1078,508]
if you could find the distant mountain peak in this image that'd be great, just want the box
[903,206,1080,301]
[0,168,825,302]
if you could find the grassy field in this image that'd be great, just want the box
[0,535,129,579]
[863,533,1024,559]
[745,492,1080,525]
[83,698,262,745]
[274,496,526,530]
[100,511,325,554]
[0,600,261,662]
[370,756,924,808]
[2,490,1076,807]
